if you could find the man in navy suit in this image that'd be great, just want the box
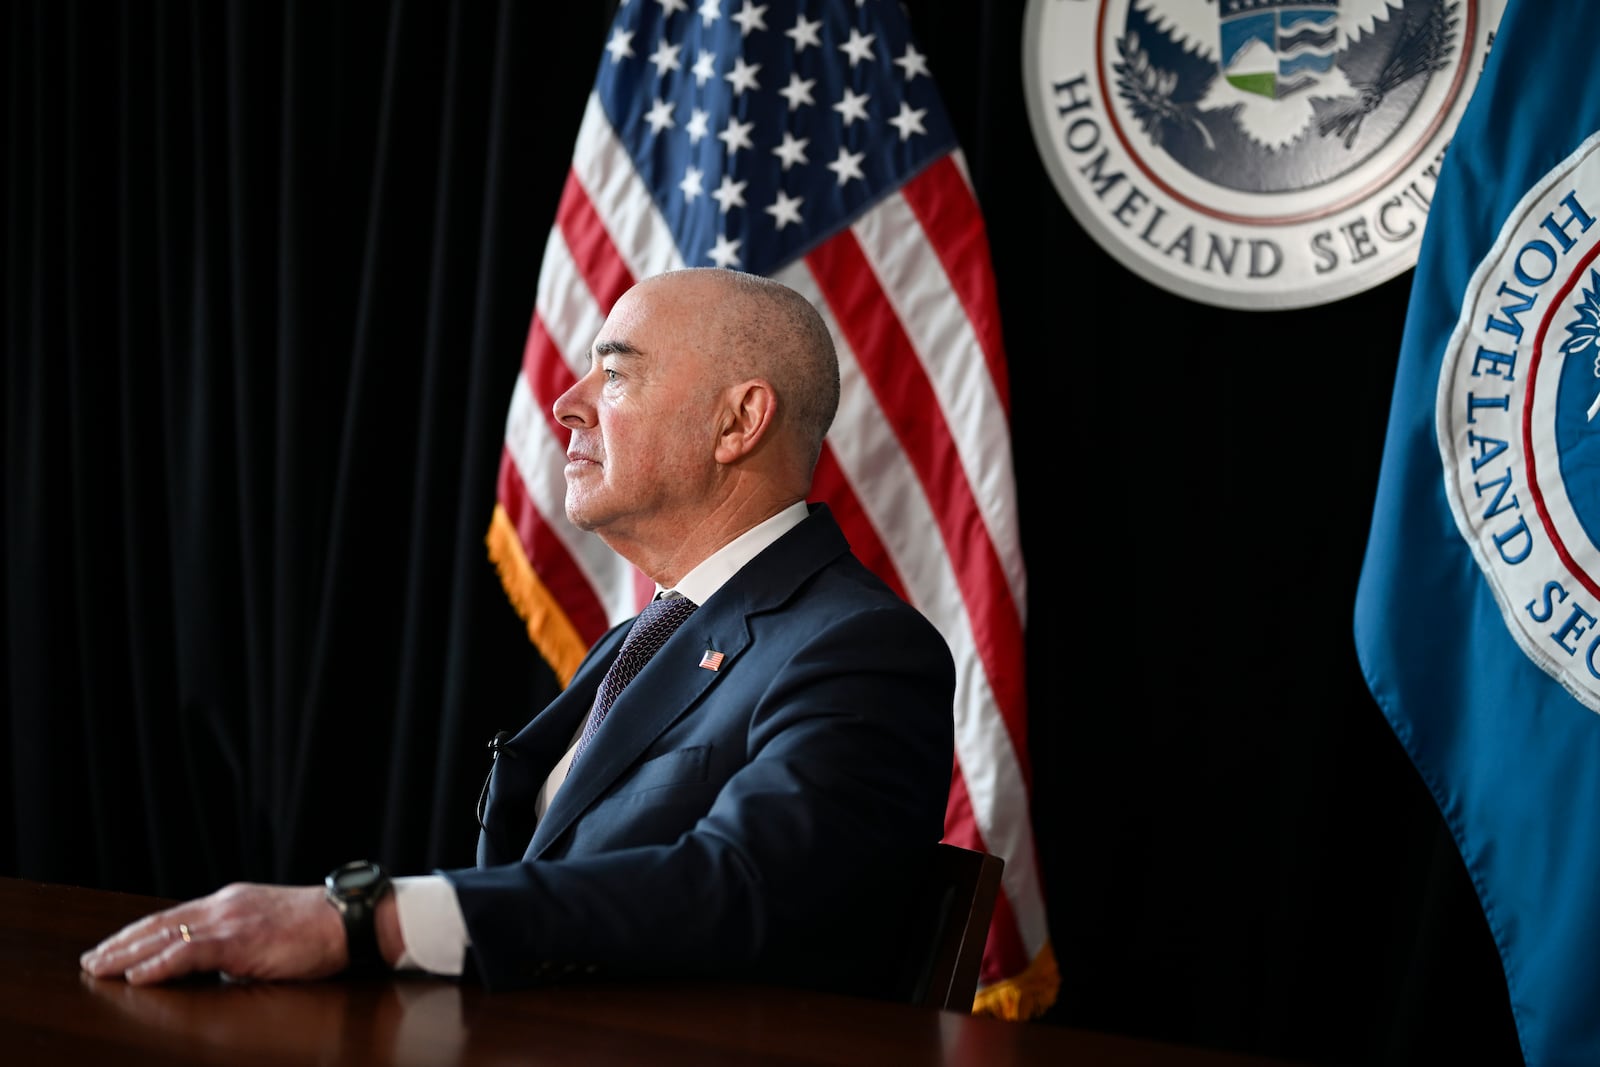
[81,268,956,999]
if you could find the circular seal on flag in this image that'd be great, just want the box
[1440,132,1600,712]
[1021,0,1505,310]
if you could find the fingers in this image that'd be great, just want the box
[81,913,209,982]
[80,884,347,985]
[124,923,215,985]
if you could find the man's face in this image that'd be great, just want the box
[553,278,719,542]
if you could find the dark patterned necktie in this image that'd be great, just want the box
[570,592,698,766]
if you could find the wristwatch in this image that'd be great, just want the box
[324,859,392,975]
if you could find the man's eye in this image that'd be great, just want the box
[603,368,619,382]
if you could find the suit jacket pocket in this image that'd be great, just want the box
[607,744,712,800]
[590,745,720,846]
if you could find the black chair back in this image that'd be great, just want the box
[898,843,1005,1012]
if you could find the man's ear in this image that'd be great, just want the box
[713,378,776,463]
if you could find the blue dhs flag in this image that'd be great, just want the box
[1355,1,1600,1063]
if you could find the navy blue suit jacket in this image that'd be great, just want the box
[445,504,956,995]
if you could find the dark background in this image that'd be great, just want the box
[2,2,1524,1064]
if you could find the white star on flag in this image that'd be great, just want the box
[778,72,816,110]
[718,116,755,154]
[706,232,741,268]
[645,97,676,133]
[686,107,710,143]
[731,1,768,37]
[765,189,804,229]
[786,14,823,52]
[691,51,717,86]
[895,42,930,81]
[833,87,869,127]
[649,39,682,76]
[725,55,762,95]
[712,175,748,213]
[825,146,865,185]
[888,101,927,141]
[838,27,875,66]
[771,130,808,170]
[678,165,704,201]
[605,29,635,63]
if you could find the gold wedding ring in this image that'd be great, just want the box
[178,922,193,943]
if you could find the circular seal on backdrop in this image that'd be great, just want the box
[1022,0,1505,311]
[1439,132,1600,712]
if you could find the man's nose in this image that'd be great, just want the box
[553,377,594,428]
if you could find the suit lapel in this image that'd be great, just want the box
[476,630,619,863]
[504,504,853,861]
[528,601,751,856]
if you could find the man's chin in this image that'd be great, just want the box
[563,497,602,532]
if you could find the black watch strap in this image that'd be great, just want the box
[325,860,392,975]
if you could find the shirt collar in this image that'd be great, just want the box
[667,501,809,606]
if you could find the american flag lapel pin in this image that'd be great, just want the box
[698,649,725,671]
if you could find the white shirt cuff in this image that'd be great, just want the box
[391,874,471,976]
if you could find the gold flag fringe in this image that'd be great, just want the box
[971,940,1060,1021]
[486,505,588,686]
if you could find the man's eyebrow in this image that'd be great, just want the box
[592,339,640,360]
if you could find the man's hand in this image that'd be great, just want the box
[79,883,348,985]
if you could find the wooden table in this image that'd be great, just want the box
[0,877,1299,1065]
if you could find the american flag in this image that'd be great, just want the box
[486,0,1054,1017]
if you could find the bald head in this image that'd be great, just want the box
[552,267,842,579]
[637,268,840,475]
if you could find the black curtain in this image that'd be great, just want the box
[3,2,1524,1064]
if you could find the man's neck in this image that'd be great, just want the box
[664,502,812,606]
[604,496,807,590]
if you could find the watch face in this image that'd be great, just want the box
[332,862,384,898]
